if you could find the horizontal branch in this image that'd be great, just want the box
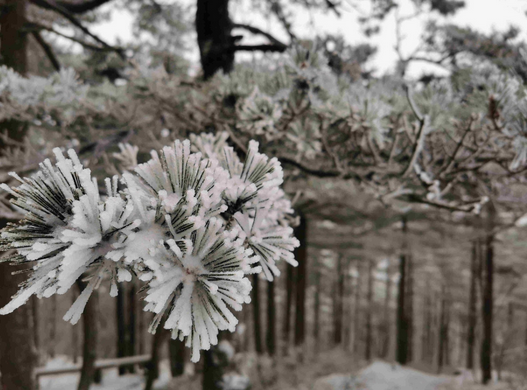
[230,44,287,53]
[233,23,288,49]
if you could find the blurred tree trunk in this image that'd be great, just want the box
[31,296,40,359]
[466,239,479,369]
[72,290,79,363]
[196,0,234,79]
[138,298,145,355]
[266,279,276,355]
[127,281,136,373]
[252,274,263,353]
[77,280,98,390]
[313,262,321,351]
[144,330,169,390]
[0,5,37,386]
[117,282,126,374]
[169,339,185,377]
[381,258,392,358]
[202,345,230,390]
[333,256,344,345]
[353,262,362,354]
[481,204,495,384]
[48,295,58,358]
[343,263,353,350]
[437,285,451,373]
[294,214,307,348]
[396,215,409,365]
[406,254,414,362]
[282,263,295,354]
[365,259,374,360]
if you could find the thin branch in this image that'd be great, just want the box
[30,0,125,59]
[232,23,288,48]
[230,44,287,53]
[56,0,115,13]
[31,30,61,71]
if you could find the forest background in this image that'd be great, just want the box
[2,0,527,390]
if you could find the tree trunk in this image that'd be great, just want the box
[117,282,126,375]
[421,290,432,363]
[127,281,136,373]
[77,280,98,390]
[396,216,409,365]
[406,254,414,363]
[466,239,478,369]
[282,263,295,354]
[169,338,185,377]
[365,259,375,360]
[196,0,234,79]
[266,280,276,355]
[353,262,362,354]
[144,330,169,390]
[31,296,40,361]
[202,345,230,390]
[0,6,36,386]
[72,290,79,363]
[481,232,494,384]
[252,274,263,354]
[381,258,392,358]
[333,256,344,345]
[313,262,321,351]
[294,214,307,347]
[48,294,58,358]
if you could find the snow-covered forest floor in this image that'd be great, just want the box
[39,351,527,390]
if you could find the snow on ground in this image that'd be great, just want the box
[314,361,450,390]
[39,356,171,390]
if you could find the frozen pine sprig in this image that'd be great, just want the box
[0,134,300,362]
[234,207,299,281]
[143,218,256,362]
[0,148,97,314]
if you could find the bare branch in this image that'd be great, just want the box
[35,0,115,13]
[31,30,61,71]
[230,44,287,53]
[233,23,288,48]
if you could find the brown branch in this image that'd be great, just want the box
[30,0,125,58]
[56,0,114,13]
[31,30,61,71]
[230,44,287,53]
[232,23,288,49]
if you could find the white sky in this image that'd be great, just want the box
[90,0,527,78]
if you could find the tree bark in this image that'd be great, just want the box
[266,279,276,355]
[48,294,58,358]
[333,256,344,345]
[127,281,137,373]
[365,259,375,360]
[202,345,230,390]
[169,338,185,377]
[77,280,98,390]
[406,254,414,362]
[481,232,494,384]
[313,262,321,351]
[353,262,362,354]
[144,330,169,390]
[294,214,307,347]
[466,239,478,369]
[196,0,235,79]
[252,274,263,354]
[116,282,126,375]
[381,258,392,358]
[396,216,409,365]
[437,285,449,373]
[282,263,295,354]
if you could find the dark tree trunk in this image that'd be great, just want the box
[169,338,185,377]
[202,345,230,390]
[313,262,321,350]
[77,280,98,390]
[252,274,263,354]
[72,290,79,363]
[282,263,295,354]
[48,295,58,358]
[196,0,235,79]
[365,259,375,360]
[381,259,392,358]
[466,239,478,369]
[406,254,414,362]
[117,282,126,375]
[437,285,450,373]
[353,262,362,354]
[31,296,40,360]
[0,5,36,386]
[138,298,145,355]
[421,290,432,363]
[333,256,344,345]
[127,281,136,373]
[266,280,276,355]
[396,216,409,365]
[294,214,307,347]
[481,232,494,384]
[144,330,169,390]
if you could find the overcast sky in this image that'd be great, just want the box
[90,0,527,78]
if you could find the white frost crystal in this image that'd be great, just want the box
[0,135,299,362]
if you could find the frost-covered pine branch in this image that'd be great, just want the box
[0,133,299,362]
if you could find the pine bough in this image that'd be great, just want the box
[0,133,299,362]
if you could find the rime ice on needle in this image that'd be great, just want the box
[143,218,258,362]
[0,134,300,362]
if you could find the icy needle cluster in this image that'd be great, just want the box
[0,133,299,362]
